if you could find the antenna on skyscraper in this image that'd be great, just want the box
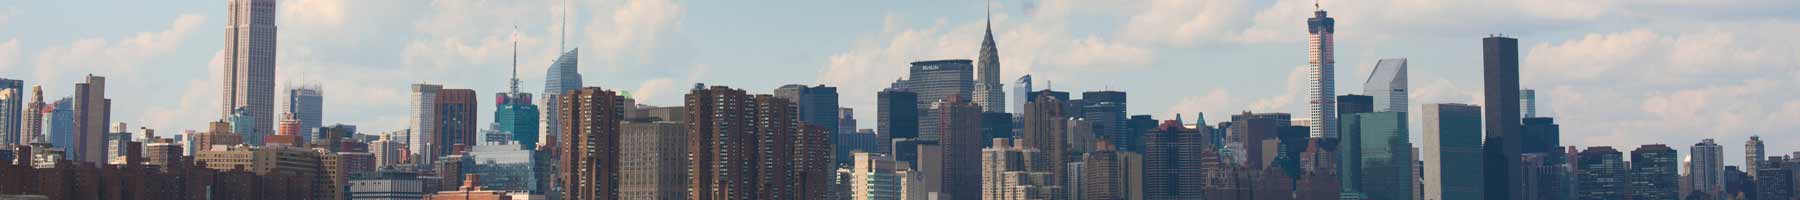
[561,0,568,52]
[1314,0,1321,11]
[511,25,521,94]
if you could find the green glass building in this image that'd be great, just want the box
[1344,111,1412,200]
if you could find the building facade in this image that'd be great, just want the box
[1307,8,1338,139]
[1690,139,1726,198]
[621,121,688,200]
[1629,144,1679,200]
[1365,58,1407,113]
[1576,146,1624,200]
[1483,36,1525,199]
[905,59,975,141]
[72,75,110,163]
[1144,119,1206,199]
[557,87,625,200]
[0,78,20,145]
[287,86,322,140]
[223,0,278,140]
[1423,103,1483,200]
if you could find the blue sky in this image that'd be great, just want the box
[3,0,1798,166]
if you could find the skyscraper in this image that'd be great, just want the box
[223,0,278,139]
[906,59,975,141]
[1364,58,1406,113]
[973,8,1005,113]
[409,84,477,167]
[1483,36,1524,199]
[1521,118,1560,156]
[1080,141,1125,200]
[72,75,110,163]
[1020,91,1068,188]
[410,84,440,165]
[557,87,624,200]
[850,152,902,200]
[931,96,983,200]
[438,89,478,156]
[287,85,322,140]
[0,78,20,146]
[1520,89,1537,118]
[543,48,581,151]
[1423,103,1483,200]
[1012,75,1031,114]
[1756,156,1793,200]
[21,85,44,144]
[773,84,841,169]
[46,98,73,152]
[982,138,1061,200]
[1336,95,1372,199]
[686,85,757,200]
[1080,91,1127,151]
[1344,112,1412,200]
[1576,146,1625,200]
[1690,139,1726,199]
[878,88,919,141]
[1748,135,1765,179]
[621,121,687,200]
[496,39,540,148]
[1143,119,1205,199]
[1307,7,1338,139]
[1629,144,1679,200]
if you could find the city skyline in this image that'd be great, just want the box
[1,0,1799,169]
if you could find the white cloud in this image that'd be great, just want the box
[1248,65,1308,112]
[137,50,226,130]
[580,0,685,71]
[0,38,17,71]
[30,14,204,86]
[1164,89,1233,118]
[631,78,678,105]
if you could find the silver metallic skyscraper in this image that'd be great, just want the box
[973,3,1005,113]
[543,48,580,150]
[1307,7,1337,139]
[1689,139,1725,199]
[1365,58,1406,113]
[223,0,278,138]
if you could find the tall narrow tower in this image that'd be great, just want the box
[222,0,278,138]
[1306,6,1337,139]
[973,0,1006,113]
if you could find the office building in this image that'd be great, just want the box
[1522,117,1560,157]
[0,78,19,145]
[1748,136,1765,179]
[686,85,834,200]
[980,112,1013,147]
[410,84,477,168]
[46,98,72,155]
[1483,36,1525,199]
[1336,95,1371,199]
[1344,111,1412,200]
[1630,144,1679,200]
[1080,141,1127,200]
[1080,91,1127,150]
[1122,115,1156,153]
[1144,119,1206,199]
[850,152,902,200]
[1757,156,1793,200]
[557,87,624,200]
[982,138,1061,200]
[1690,139,1726,198]
[906,59,975,141]
[1020,91,1069,188]
[1576,146,1624,200]
[1338,94,1373,118]
[878,88,920,141]
[1011,75,1031,114]
[465,143,551,196]
[287,85,322,140]
[974,12,1005,113]
[230,107,260,146]
[543,48,581,152]
[350,170,428,200]
[72,75,110,163]
[622,121,687,200]
[495,81,540,148]
[930,96,983,200]
[1520,89,1537,118]
[223,0,278,140]
[774,84,840,136]
[1365,58,1407,113]
[1423,103,1483,200]
[21,85,44,145]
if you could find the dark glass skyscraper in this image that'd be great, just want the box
[1344,112,1412,200]
[1521,117,1560,159]
[1629,144,1679,200]
[1483,36,1524,200]
[1576,146,1624,200]
[1423,103,1483,200]
[1080,91,1127,152]
[878,89,919,140]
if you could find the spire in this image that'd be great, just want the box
[1315,0,1321,11]
[511,25,521,94]
[985,0,992,31]
[560,0,568,52]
